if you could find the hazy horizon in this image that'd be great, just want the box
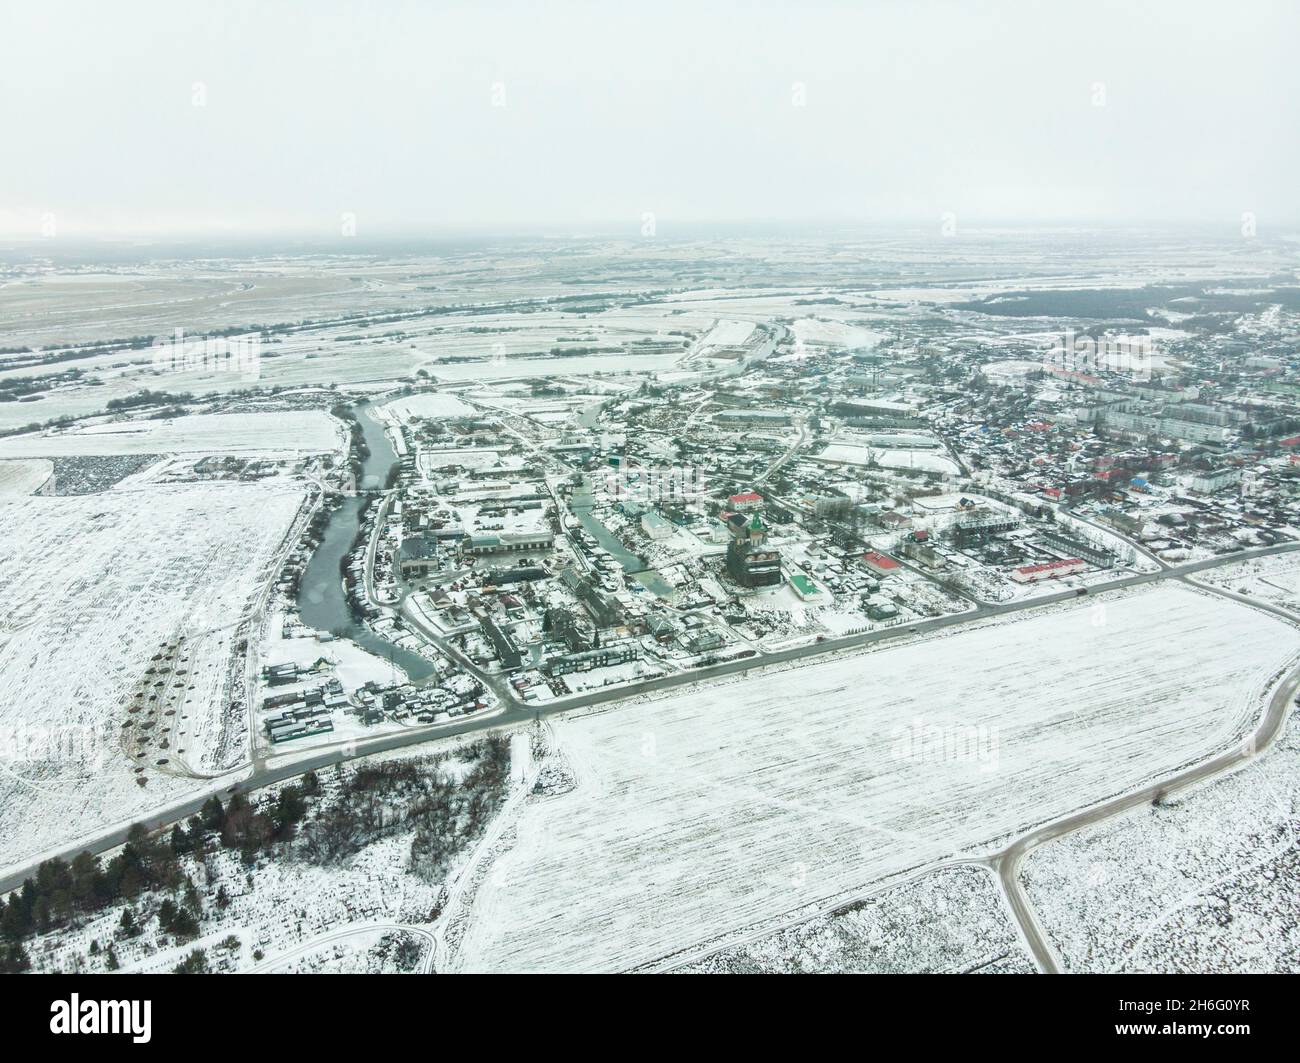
[3,0,1298,241]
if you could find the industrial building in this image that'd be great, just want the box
[463,530,555,556]
[398,536,439,579]
[714,409,793,427]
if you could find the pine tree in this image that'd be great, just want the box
[200,796,225,831]
[173,948,209,974]
[0,941,30,973]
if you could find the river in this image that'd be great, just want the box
[296,401,437,681]
[570,477,676,599]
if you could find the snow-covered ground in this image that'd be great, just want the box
[1191,552,1300,614]
[791,317,885,350]
[674,864,1033,973]
[0,482,304,871]
[264,611,399,692]
[0,411,340,457]
[1022,706,1300,972]
[818,442,960,476]
[378,392,476,422]
[261,926,433,974]
[699,319,756,348]
[450,584,1296,972]
[21,740,518,975]
[0,457,53,494]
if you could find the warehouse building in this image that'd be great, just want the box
[463,530,555,556]
[398,536,439,579]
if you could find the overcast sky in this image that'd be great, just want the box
[2,0,1297,240]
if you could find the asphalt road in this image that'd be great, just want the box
[2,540,1297,897]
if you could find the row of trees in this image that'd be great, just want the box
[105,389,194,411]
[0,774,320,968]
[1,739,511,972]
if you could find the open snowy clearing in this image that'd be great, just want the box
[0,483,304,871]
[0,411,341,458]
[452,585,1297,972]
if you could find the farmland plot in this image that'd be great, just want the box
[0,483,304,870]
[452,585,1297,972]
[0,411,341,458]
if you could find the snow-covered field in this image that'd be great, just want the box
[429,350,684,381]
[0,411,341,457]
[0,482,304,871]
[818,442,960,476]
[1024,701,1300,966]
[450,584,1296,972]
[1022,708,1300,973]
[699,319,756,348]
[0,457,53,494]
[1192,552,1300,615]
[378,392,476,422]
[675,865,1033,973]
[791,317,885,349]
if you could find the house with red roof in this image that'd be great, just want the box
[1011,558,1085,583]
[862,550,901,576]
